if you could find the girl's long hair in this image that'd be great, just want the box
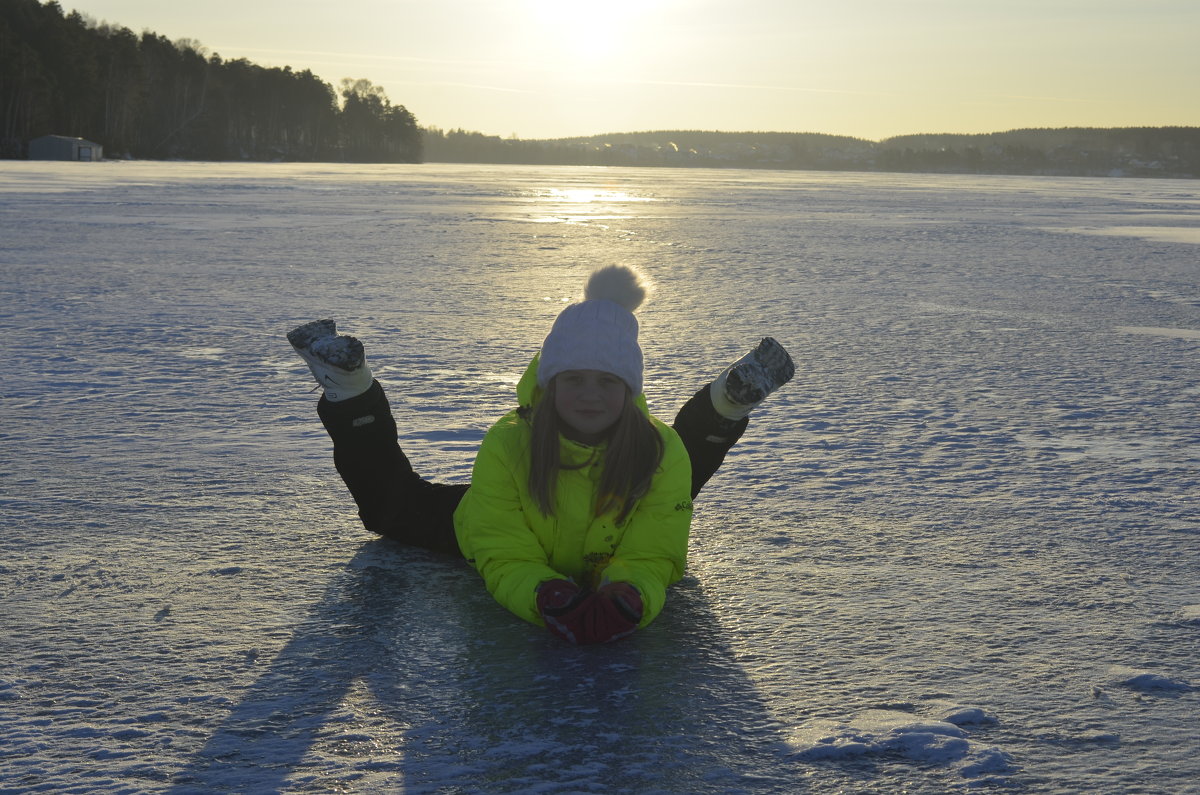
[527,379,665,524]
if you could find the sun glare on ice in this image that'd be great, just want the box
[542,188,653,203]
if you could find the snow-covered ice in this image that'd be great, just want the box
[1,161,1198,793]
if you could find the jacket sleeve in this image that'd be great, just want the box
[598,424,694,627]
[454,421,560,626]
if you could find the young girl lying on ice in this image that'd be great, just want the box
[289,265,793,645]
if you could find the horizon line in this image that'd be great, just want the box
[421,124,1200,144]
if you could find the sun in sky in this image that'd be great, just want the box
[526,0,635,61]
[520,0,675,79]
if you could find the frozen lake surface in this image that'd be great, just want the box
[1,161,1198,793]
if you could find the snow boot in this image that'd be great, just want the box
[710,337,795,420]
[288,318,373,402]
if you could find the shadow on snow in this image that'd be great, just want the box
[168,538,807,793]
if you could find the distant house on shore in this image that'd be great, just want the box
[29,135,103,161]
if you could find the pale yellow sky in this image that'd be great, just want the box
[62,0,1200,141]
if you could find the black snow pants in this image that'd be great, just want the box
[317,381,748,556]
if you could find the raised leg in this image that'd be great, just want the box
[672,337,795,498]
[291,320,465,555]
[317,383,466,555]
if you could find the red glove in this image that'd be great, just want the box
[536,579,642,645]
[536,579,585,617]
[598,581,643,625]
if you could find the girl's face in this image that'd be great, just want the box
[554,370,627,443]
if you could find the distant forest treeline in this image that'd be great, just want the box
[424,127,1200,179]
[4,1,1197,178]
[0,0,420,161]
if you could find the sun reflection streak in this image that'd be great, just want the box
[539,187,656,204]
[522,186,656,226]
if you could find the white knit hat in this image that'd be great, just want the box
[538,265,650,394]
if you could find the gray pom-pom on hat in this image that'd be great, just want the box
[538,265,651,394]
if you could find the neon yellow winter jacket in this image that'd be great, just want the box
[453,357,694,629]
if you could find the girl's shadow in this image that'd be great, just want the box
[169,539,804,793]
